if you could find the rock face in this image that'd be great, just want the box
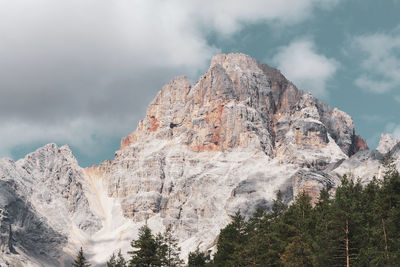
[0,144,101,266]
[350,135,368,155]
[0,53,391,266]
[377,133,399,154]
[0,178,66,266]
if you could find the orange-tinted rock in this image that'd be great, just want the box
[149,116,159,132]
[121,135,134,150]
[100,53,355,225]
[350,135,368,155]
[2,53,386,266]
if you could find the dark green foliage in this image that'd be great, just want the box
[107,253,117,267]
[213,211,248,266]
[280,191,314,266]
[272,190,286,218]
[311,186,337,265]
[116,250,127,267]
[107,250,126,267]
[128,225,159,267]
[188,249,209,267]
[71,247,91,267]
[72,154,400,266]
[156,226,183,267]
[128,224,182,267]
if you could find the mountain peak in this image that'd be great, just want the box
[81,54,374,263]
[210,53,263,73]
[1,53,376,266]
[119,54,363,158]
[377,133,400,154]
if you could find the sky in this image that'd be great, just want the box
[0,0,399,167]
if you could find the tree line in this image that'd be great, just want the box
[72,154,400,266]
[210,154,400,266]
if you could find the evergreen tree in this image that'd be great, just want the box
[208,171,400,266]
[382,152,397,177]
[331,176,364,267]
[128,225,159,267]
[108,250,127,267]
[312,186,338,266]
[188,249,208,267]
[280,191,314,267]
[242,207,267,265]
[280,235,313,267]
[213,211,248,266]
[357,177,387,266]
[155,232,167,266]
[116,250,127,267]
[107,253,117,267]
[243,206,282,265]
[159,226,183,267]
[272,190,286,218]
[71,247,91,267]
[378,157,400,266]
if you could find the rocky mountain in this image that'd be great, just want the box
[0,53,397,266]
[0,144,101,266]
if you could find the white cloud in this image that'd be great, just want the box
[353,31,400,94]
[385,122,400,140]
[0,115,141,160]
[0,0,342,161]
[178,0,341,35]
[272,39,339,97]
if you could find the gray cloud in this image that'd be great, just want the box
[0,0,342,162]
[352,28,400,94]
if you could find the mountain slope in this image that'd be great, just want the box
[0,53,394,266]
[0,144,101,266]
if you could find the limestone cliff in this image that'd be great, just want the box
[0,53,388,266]
[84,54,369,261]
[377,133,399,154]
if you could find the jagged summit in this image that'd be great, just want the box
[83,53,371,260]
[1,53,387,266]
[377,133,400,154]
[0,143,101,266]
[120,53,365,158]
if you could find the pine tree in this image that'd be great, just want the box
[206,171,400,266]
[188,249,208,267]
[213,211,248,266]
[128,225,159,267]
[108,250,127,267]
[330,176,364,267]
[116,250,127,267]
[242,207,266,265]
[381,152,397,178]
[160,226,183,267]
[357,177,387,266]
[71,247,91,267]
[107,253,117,267]
[272,190,286,218]
[312,186,338,266]
[281,235,313,267]
[377,158,400,266]
[242,206,282,265]
[155,232,167,266]
[280,191,314,267]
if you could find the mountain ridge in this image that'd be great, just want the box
[117,53,366,158]
[0,53,395,266]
